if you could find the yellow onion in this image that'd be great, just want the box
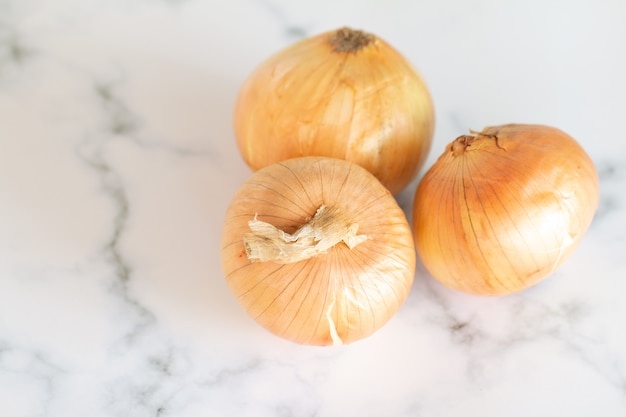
[233,27,435,195]
[221,156,416,345]
[412,124,599,296]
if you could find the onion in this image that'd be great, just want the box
[412,124,599,296]
[233,27,435,195]
[221,157,416,345]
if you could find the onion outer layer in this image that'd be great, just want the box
[412,124,599,296]
[221,157,416,345]
[233,27,435,195]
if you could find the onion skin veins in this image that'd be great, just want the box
[233,27,435,195]
[412,124,599,296]
[221,157,416,345]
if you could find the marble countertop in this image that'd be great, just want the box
[1,0,626,416]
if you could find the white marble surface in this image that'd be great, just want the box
[1,0,626,416]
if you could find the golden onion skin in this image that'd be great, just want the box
[221,157,416,345]
[233,27,434,195]
[412,124,599,296]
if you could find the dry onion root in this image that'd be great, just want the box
[221,157,416,345]
[412,124,599,296]
[233,27,435,195]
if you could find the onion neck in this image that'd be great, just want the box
[450,130,504,157]
[328,27,375,53]
[451,135,475,157]
[244,205,368,264]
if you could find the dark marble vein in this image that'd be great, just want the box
[77,138,157,345]
[103,343,196,417]
[256,0,309,41]
[423,280,626,394]
[594,159,625,224]
[0,18,36,81]
[75,81,159,345]
[94,79,215,158]
[95,81,142,137]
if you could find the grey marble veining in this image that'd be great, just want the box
[1,0,626,416]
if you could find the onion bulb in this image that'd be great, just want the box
[221,156,416,345]
[233,27,435,195]
[412,124,599,296]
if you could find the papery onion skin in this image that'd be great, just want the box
[412,124,599,296]
[233,27,435,195]
[221,157,416,345]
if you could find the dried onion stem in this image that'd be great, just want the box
[221,156,416,345]
[244,205,368,264]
